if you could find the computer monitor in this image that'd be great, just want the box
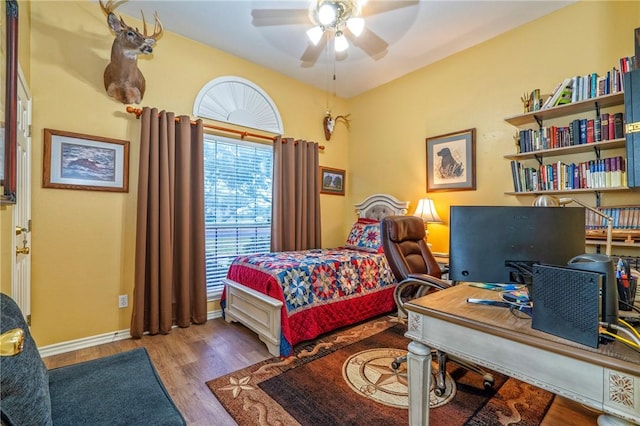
[449,206,585,285]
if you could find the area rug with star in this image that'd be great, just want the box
[206,316,555,425]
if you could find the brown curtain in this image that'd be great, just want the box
[131,107,207,338]
[271,137,322,251]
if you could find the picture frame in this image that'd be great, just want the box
[0,0,18,204]
[320,166,345,196]
[43,128,130,192]
[426,128,476,192]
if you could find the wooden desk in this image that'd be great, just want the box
[404,284,640,426]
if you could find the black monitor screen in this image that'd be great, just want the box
[449,206,585,284]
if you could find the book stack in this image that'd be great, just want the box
[587,206,640,231]
[516,112,625,154]
[585,206,640,244]
[541,58,632,109]
[509,155,627,193]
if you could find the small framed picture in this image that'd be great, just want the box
[43,128,130,192]
[320,166,345,196]
[426,128,476,192]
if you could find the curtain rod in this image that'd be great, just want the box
[125,107,324,150]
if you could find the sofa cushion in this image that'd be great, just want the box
[0,293,53,426]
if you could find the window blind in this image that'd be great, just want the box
[203,136,273,297]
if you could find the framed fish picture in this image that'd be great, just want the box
[43,128,129,192]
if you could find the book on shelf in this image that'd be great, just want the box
[587,206,640,233]
[510,160,521,192]
[555,86,573,106]
[541,80,564,109]
[586,119,594,143]
[589,72,598,98]
[596,76,607,97]
[594,116,601,142]
[539,65,626,111]
[601,113,609,141]
[613,112,624,139]
[509,156,627,193]
[542,77,572,109]
[579,119,587,144]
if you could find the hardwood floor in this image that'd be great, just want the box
[42,318,600,425]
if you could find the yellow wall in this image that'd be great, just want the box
[28,0,348,345]
[4,0,640,347]
[347,0,640,254]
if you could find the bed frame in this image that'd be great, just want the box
[222,193,409,357]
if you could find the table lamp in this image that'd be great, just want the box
[413,198,443,239]
[532,195,613,256]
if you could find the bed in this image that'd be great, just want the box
[221,193,409,357]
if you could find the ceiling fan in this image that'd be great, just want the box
[251,0,419,65]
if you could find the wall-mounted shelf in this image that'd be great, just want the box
[505,86,629,197]
[504,138,626,161]
[505,187,630,196]
[504,92,624,127]
[587,239,640,249]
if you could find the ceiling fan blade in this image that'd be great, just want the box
[349,28,388,58]
[251,9,309,26]
[361,0,419,17]
[300,32,328,65]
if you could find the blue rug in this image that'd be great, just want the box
[49,348,186,426]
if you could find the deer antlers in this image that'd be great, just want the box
[99,0,163,104]
[323,111,351,141]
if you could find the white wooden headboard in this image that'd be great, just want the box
[354,194,410,220]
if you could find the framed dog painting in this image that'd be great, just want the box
[426,128,476,192]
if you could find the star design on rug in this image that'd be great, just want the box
[365,359,408,388]
[218,375,255,398]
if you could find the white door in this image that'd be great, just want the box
[12,66,31,321]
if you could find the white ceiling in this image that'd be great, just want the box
[113,0,577,98]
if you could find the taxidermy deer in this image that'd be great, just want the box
[99,0,163,104]
[323,111,351,141]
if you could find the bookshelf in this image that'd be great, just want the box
[503,138,625,161]
[504,92,624,127]
[504,91,627,196]
[504,89,640,252]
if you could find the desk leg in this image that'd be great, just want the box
[407,341,431,426]
[597,414,635,426]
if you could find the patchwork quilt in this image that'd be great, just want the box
[223,248,397,356]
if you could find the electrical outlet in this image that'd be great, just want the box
[118,294,128,308]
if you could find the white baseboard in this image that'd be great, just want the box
[38,329,132,358]
[39,309,223,358]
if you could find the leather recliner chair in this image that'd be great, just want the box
[380,215,494,396]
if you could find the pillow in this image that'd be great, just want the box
[0,293,53,426]
[345,218,384,253]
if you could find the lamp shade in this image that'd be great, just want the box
[531,194,561,207]
[306,26,324,45]
[346,17,364,36]
[334,32,349,52]
[317,3,337,25]
[414,198,442,223]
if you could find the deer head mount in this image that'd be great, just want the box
[323,111,351,141]
[100,0,163,104]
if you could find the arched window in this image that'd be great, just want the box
[193,76,283,134]
[194,77,281,297]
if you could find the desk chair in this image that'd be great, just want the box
[381,215,494,396]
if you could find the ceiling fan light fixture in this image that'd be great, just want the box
[335,31,349,52]
[346,17,364,36]
[317,3,338,26]
[306,26,324,45]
